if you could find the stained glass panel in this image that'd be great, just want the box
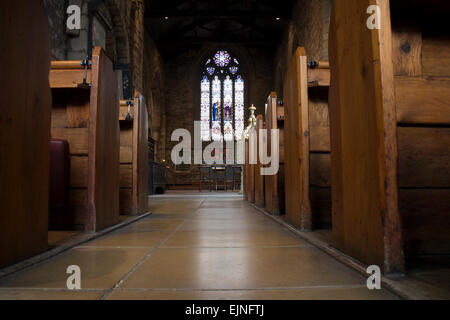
[234,75,245,140]
[211,76,222,141]
[230,66,238,75]
[223,76,234,141]
[201,76,210,141]
[206,67,215,75]
[214,51,231,67]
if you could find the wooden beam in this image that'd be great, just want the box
[395,76,450,125]
[307,69,330,87]
[145,10,290,19]
[158,37,278,48]
[158,38,279,46]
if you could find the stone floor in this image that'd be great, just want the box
[0,193,399,300]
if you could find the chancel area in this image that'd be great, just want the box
[0,0,449,300]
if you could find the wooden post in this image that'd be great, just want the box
[254,115,265,207]
[133,93,150,214]
[243,139,249,200]
[119,92,150,215]
[247,135,256,203]
[329,0,404,273]
[264,92,285,215]
[283,47,311,230]
[87,47,121,231]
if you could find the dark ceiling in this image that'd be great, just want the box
[144,0,294,60]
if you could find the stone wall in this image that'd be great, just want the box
[43,0,146,95]
[274,0,331,95]
[43,0,68,60]
[143,33,166,161]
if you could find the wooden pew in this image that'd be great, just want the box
[49,47,120,232]
[264,92,285,215]
[0,1,52,268]
[254,115,265,207]
[119,93,149,215]
[283,47,331,231]
[329,0,450,273]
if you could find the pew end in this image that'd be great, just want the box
[329,0,450,274]
[0,1,52,268]
[49,47,120,232]
[119,93,150,216]
[283,47,332,231]
[254,115,265,207]
[264,92,286,215]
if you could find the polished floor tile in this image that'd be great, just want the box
[0,192,400,300]
[193,207,258,214]
[180,218,282,231]
[107,287,399,300]
[148,199,203,214]
[0,289,105,300]
[188,214,269,223]
[82,228,170,248]
[120,246,369,290]
[190,208,267,221]
[0,247,148,289]
[148,212,188,220]
[163,230,308,248]
[126,218,184,231]
[201,201,250,209]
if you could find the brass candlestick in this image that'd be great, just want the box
[241,105,257,140]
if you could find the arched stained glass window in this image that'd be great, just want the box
[200,50,245,142]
